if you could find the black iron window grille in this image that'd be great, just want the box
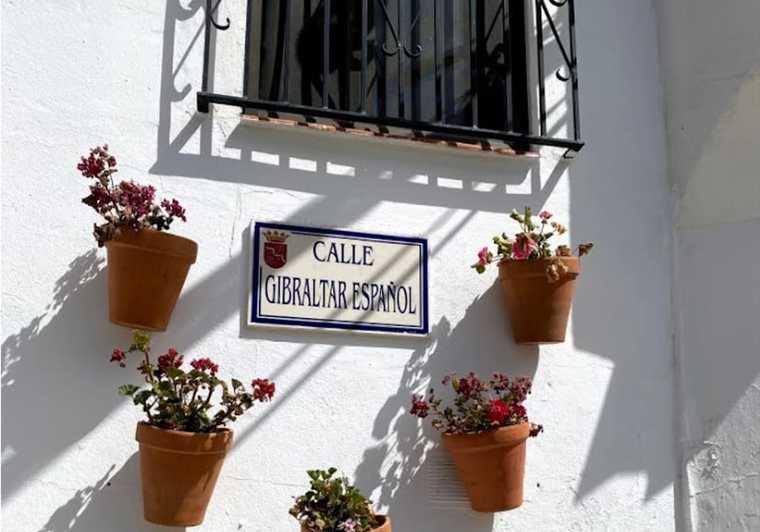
[198,0,584,156]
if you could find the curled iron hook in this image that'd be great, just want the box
[556,67,570,82]
[548,0,569,6]
[382,41,401,57]
[210,15,230,30]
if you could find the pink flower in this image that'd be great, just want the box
[477,247,490,263]
[487,399,510,425]
[539,210,553,221]
[512,234,537,260]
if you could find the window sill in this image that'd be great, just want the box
[239,114,542,160]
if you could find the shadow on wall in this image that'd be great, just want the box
[559,0,760,508]
[37,453,185,532]
[565,0,679,502]
[353,283,539,532]
[9,0,569,528]
[1,251,133,502]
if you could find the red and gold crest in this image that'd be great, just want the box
[263,230,289,269]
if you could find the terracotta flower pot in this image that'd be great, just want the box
[498,257,580,344]
[301,515,391,532]
[442,424,530,512]
[105,229,198,331]
[135,422,232,527]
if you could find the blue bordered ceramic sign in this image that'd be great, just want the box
[249,222,429,335]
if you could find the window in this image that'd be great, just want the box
[198,0,583,155]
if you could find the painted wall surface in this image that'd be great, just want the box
[2,1,676,531]
[657,1,760,530]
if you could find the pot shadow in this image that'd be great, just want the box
[37,453,184,532]
[2,249,134,502]
[354,283,539,531]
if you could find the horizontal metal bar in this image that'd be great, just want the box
[197,91,585,152]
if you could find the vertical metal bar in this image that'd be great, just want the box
[397,0,405,118]
[202,0,212,93]
[282,0,290,102]
[361,0,368,113]
[535,0,546,136]
[568,0,580,141]
[469,0,478,128]
[323,0,331,108]
[434,0,442,121]
[243,0,253,97]
[502,0,513,131]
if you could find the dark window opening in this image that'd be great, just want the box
[248,0,529,142]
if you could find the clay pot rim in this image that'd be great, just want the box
[105,227,198,262]
[135,422,233,454]
[441,423,531,452]
[498,256,580,279]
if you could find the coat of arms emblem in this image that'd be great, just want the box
[263,230,288,269]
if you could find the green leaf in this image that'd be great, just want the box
[231,378,244,392]
[166,367,184,380]
[131,330,151,352]
[133,390,153,405]
[118,384,140,396]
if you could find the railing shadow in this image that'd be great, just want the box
[37,454,185,532]
[353,283,539,531]
[1,250,133,502]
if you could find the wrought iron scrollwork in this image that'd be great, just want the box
[535,0,580,148]
[538,0,575,84]
[377,0,423,58]
[208,0,230,31]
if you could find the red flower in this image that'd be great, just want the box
[117,181,156,218]
[512,404,527,419]
[157,348,183,372]
[453,373,483,399]
[190,357,219,375]
[487,399,510,425]
[161,198,187,222]
[410,395,430,418]
[110,349,126,367]
[77,154,105,178]
[252,378,276,402]
[77,145,116,178]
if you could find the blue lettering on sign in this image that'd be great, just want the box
[313,241,375,266]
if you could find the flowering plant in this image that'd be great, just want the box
[78,145,187,246]
[410,373,542,437]
[290,468,380,532]
[472,206,593,282]
[111,330,275,433]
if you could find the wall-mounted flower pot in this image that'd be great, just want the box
[442,423,530,512]
[301,515,392,532]
[135,422,232,527]
[105,229,197,331]
[498,257,580,344]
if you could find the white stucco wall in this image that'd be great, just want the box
[657,1,760,530]
[2,1,676,531]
